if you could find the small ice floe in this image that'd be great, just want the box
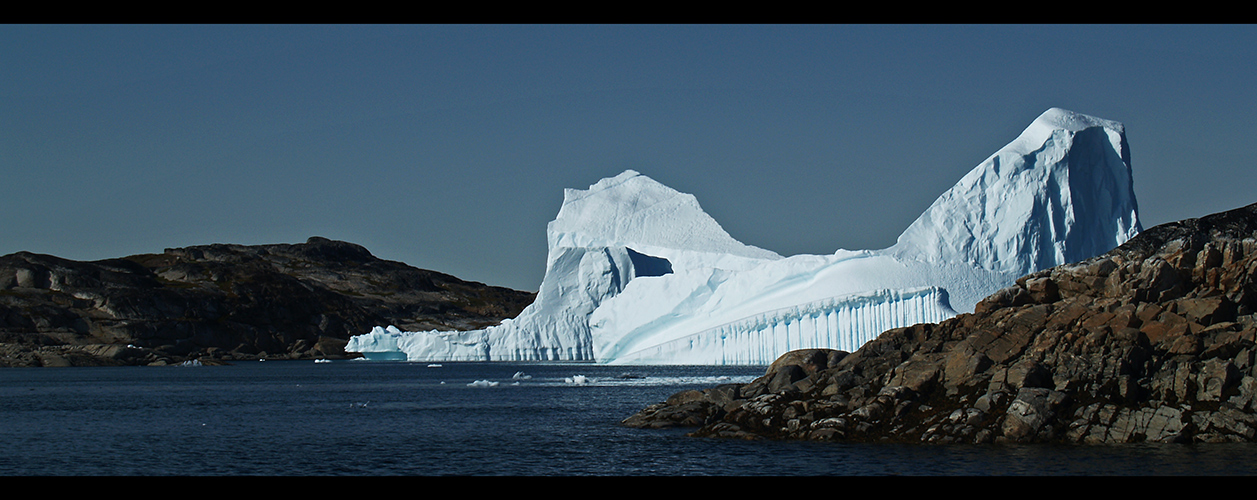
[468,380,499,387]
[427,364,443,368]
[314,359,331,364]
[565,375,591,385]
[177,359,203,367]
[351,401,370,408]
[512,371,532,380]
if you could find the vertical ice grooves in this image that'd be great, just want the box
[611,287,955,365]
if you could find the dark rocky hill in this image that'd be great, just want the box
[0,237,535,367]
[624,202,1257,444]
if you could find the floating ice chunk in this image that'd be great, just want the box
[512,371,532,380]
[565,375,591,385]
[468,380,499,387]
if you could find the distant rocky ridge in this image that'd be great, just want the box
[0,237,535,367]
[624,201,1257,444]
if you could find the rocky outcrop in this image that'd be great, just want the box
[623,202,1257,444]
[0,237,535,367]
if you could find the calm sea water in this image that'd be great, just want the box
[1,360,1254,476]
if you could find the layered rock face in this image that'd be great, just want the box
[0,237,534,367]
[624,202,1257,444]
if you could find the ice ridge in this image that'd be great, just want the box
[892,107,1140,279]
[346,108,1142,365]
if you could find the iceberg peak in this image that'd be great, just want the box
[348,108,1141,365]
[892,108,1140,278]
[548,169,782,262]
[1035,107,1125,134]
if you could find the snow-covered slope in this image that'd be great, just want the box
[346,108,1142,365]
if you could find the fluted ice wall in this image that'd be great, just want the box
[609,287,954,365]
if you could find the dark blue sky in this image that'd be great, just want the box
[4,25,1256,291]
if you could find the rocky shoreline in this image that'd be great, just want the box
[0,237,534,367]
[623,202,1257,444]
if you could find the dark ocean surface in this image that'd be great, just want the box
[2,360,1254,476]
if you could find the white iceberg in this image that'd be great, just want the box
[347,108,1140,365]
